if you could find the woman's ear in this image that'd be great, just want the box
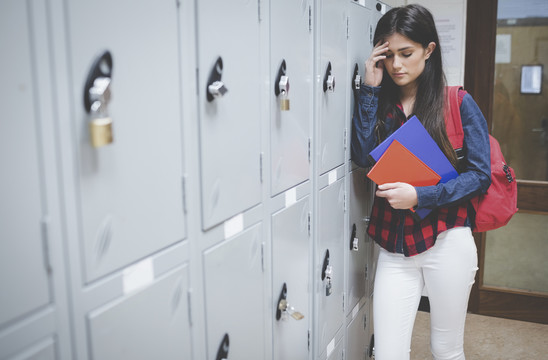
[425,41,436,59]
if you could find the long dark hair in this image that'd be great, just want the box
[373,4,458,168]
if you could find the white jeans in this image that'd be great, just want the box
[373,227,478,360]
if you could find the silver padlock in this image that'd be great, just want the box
[326,74,335,92]
[325,265,333,296]
[352,236,359,251]
[208,80,228,99]
[354,74,361,90]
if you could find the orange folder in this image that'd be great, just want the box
[367,140,441,187]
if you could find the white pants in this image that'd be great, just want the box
[373,227,478,360]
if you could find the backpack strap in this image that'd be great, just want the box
[444,86,466,160]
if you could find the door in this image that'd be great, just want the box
[64,0,187,282]
[466,0,548,324]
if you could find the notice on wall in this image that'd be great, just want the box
[495,34,512,64]
[408,0,467,86]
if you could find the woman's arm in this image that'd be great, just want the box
[414,93,492,209]
[351,85,381,168]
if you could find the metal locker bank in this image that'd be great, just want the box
[0,0,388,359]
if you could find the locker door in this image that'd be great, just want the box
[317,0,348,175]
[347,2,373,161]
[270,0,313,196]
[346,304,369,360]
[87,264,191,360]
[0,0,50,329]
[272,197,310,360]
[6,339,56,360]
[196,0,262,228]
[203,224,265,359]
[317,179,345,352]
[346,169,371,314]
[64,0,186,282]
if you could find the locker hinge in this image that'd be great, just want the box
[182,175,188,213]
[307,213,311,237]
[308,6,312,31]
[308,330,311,352]
[187,289,193,326]
[195,68,200,95]
[261,242,266,272]
[344,193,347,213]
[346,16,350,39]
[343,292,346,312]
[260,152,264,183]
[41,217,52,273]
[308,138,311,162]
[257,0,261,22]
[342,349,346,360]
[343,128,348,150]
[175,0,180,8]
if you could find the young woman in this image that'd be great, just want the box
[351,4,491,360]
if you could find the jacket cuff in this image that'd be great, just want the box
[415,186,438,209]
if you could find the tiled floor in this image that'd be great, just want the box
[411,310,548,359]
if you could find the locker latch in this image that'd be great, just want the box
[350,223,359,251]
[83,50,114,148]
[275,59,290,111]
[276,282,304,321]
[207,57,228,102]
[216,333,229,360]
[323,61,335,92]
[353,63,361,90]
[321,249,333,296]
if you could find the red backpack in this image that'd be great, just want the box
[444,86,518,232]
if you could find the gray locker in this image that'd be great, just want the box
[87,264,191,360]
[203,224,265,360]
[317,179,345,353]
[345,304,370,360]
[317,0,348,175]
[7,338,56,360]
[272,197,311,360]
[270,0,313,196]
[64,0,186,282]
[346,169,371,315]
[347,1,374,161]
[0,0,50,328]
[196,0,262,228]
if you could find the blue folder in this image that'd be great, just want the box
[368,115,459,220]
[369,116,458,183]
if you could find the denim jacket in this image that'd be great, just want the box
[351,85,491,212]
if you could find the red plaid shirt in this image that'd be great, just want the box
[367,197,468,256]
[367,90,468,257]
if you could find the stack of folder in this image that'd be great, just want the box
[366,115,459,220]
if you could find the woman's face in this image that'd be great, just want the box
[381,32,435,90]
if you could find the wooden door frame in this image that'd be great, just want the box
[465,0,548,324]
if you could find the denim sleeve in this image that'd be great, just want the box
[351,85,381,168]
[415,93,492,209]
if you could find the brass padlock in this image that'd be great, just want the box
[90,116,113,147]
[280,91,290,111]
[279,75,290,111]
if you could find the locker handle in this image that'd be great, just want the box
[323,61,335,92]
[350,223,359,251]
[207,56,228,102]
[83,50,113,113]
[216,333,229,360]
[321,249,330,280]
[352,63,361,90]
[276,282,304,321]
[275,283,288,320]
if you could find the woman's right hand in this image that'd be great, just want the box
[364,41,389,87]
